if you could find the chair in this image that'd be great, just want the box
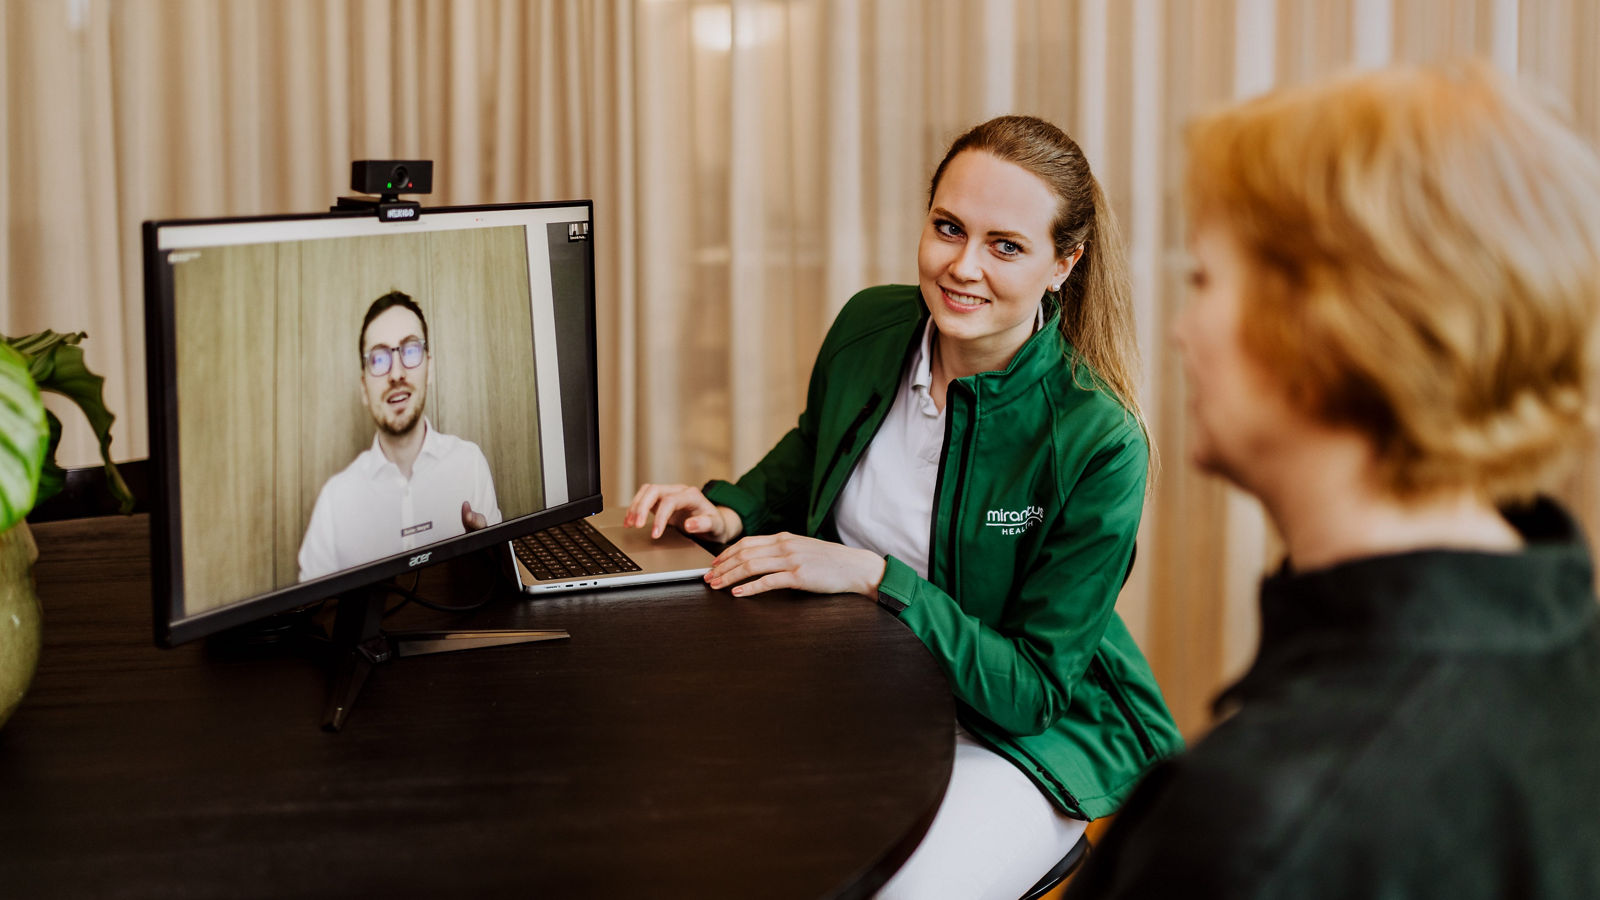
[1019,832,1090,900]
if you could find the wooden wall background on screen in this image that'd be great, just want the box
[424,226,545,525]
[174,226,545,615]
[173,243,279,613]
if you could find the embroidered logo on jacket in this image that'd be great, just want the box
[985,505,1044,536]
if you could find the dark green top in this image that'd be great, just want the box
[705,285,1182,818]
[1069,498,1600,898]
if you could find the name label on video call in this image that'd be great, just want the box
[402,522,433,538]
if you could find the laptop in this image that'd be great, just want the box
[509,507,715,594]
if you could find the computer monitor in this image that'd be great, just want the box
[143,201,601,650]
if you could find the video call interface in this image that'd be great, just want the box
[151,204,598,625]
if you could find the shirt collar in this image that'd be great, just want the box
[1259,498,1593,649]
[415,419,444,463]
[1217,498,1597,712]
[359,418,438,479]
[910,318,937,394]
[911,304,1049,394]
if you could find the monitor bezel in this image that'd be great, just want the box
[144,200,603,647]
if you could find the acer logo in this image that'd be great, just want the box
[408,552,432,567]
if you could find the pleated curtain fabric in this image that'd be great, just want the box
[5,0,1597,737]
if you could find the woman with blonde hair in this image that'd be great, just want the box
[1069,63,1600,898]
[628,115,1182,897]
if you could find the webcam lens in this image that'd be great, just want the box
[391,166,409,189]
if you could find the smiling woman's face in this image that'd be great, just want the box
[360,305,430,437]
[917,150,1072,364]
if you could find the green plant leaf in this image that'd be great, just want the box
[26,335,133,514]
[11,330,81,384]
[0,342,48,530]
[37,410,64,506]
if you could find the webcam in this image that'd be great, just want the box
[335,160,433,221]
[351,160,433,196]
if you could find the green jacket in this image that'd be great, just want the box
[705,284,1182,818]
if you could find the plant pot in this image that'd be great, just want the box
[0,520,40,729]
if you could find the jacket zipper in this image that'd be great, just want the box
[814,393,882,522]
[1090,655,1158,760]
[939,376,1144,807]
[946,384,1085,814]
[926,383,968,581]
[990,722,1087,818]
[926,416,953,578]
[943,385,975,589]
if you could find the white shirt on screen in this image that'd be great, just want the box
[297,420,501,582]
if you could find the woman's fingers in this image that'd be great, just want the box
[706,533,883,597]
[627,485,741,544]
[624,483,665,528]
[625,483,712,537]
[651,493,691,538]
[728,570,798,597]
[684,513,724,535]
[707,533,788,583]
[710,534,819,592]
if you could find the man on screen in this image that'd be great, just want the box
[297,291,501,582]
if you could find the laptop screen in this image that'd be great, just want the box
[144,201,601,644]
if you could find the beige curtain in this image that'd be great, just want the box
[7,0,1599,737]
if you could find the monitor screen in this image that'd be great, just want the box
[144,201,601,646]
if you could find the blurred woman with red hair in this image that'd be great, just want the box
[1071,62,1600,899]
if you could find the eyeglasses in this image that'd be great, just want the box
[363,338,427,377]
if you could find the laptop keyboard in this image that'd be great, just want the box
[513,518,643,581]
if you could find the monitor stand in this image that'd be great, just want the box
[321,583,568,732]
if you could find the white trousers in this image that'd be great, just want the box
[875,726,1088,900]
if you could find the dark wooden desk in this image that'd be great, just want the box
[0,516,953,898]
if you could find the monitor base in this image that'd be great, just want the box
[320,583,568,732]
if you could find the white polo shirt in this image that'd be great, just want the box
[834,318,945,578]
[834,309,1044,578]
[297,420,502,582]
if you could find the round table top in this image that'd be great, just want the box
[1,515,953,899]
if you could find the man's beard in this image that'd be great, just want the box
[376,392,425,437]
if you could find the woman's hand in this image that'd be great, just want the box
[625,483,744,545]
[707,533,887,599]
